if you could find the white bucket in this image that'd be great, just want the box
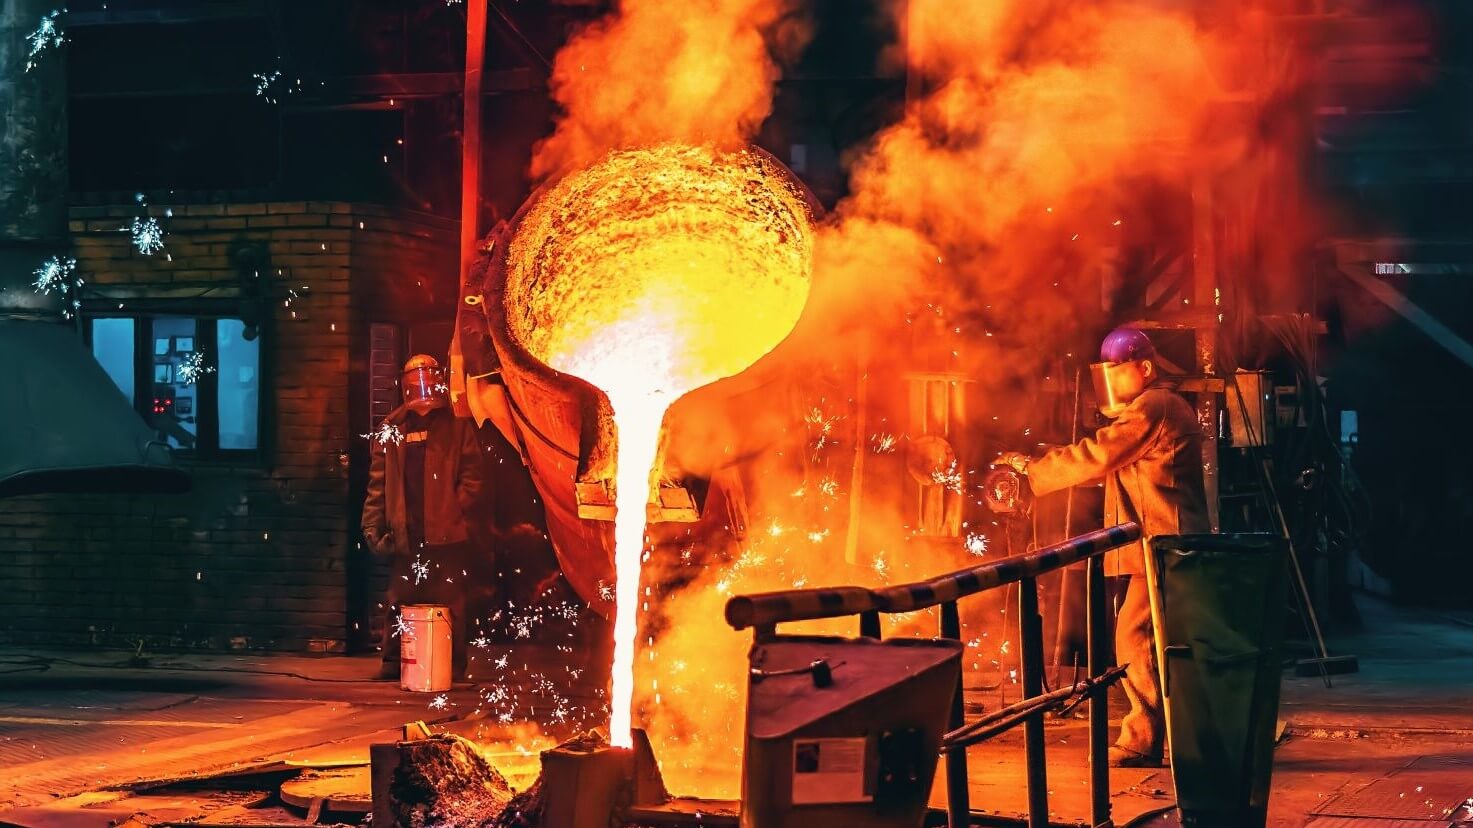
[399,604,453,692]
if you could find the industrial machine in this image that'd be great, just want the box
[740,635,961,828]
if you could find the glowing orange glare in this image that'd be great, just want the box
[505,144,814,748]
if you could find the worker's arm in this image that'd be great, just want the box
[362,435,390,554]
[1027,394,1163,496]
[456,419,486,515]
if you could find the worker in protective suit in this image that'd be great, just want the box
[362,354,485,680]
[998,327,1211,767]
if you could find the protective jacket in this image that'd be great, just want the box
[1028,386,1211,576]
[362,404,485,558]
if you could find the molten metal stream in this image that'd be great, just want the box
[505,144,813,753]
[552,325,682,747]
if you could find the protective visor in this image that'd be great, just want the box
[1090,361,1135,419]
[403,366,447,409]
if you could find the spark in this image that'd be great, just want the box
[471,635,491,649]
[871,432,898,453]
[767,521,785,538]
[428,693,449,711]
[25,10,65,72]
[818,477,839,497]
[872,554,889,579]
[175,351,215,385]
[804,407,842,453]
[253,70,281,100]
[128,199,167,256]
[31,255,76,294]
[930,461,964,493]
[361,422,404,445]
[410,555,429,585]
[391,614,414,640]
[32,256,82,319]
[807,529,829,544]
[597,580,615,603]
[965,532,989,557]
[804,407,839,433]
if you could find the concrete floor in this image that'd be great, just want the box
[0,595,1470,827]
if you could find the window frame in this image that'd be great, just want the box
[84,304,265,462]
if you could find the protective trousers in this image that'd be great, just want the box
[1116,574,1165,756]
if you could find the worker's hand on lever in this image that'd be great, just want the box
[994,451,1032,475]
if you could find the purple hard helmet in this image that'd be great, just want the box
[1099,327,1157,364]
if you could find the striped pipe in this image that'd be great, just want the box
[725,523,1141,631]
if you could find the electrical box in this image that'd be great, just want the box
[1226,370,1273,448]
[740,635,961,828]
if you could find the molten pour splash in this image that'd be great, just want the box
[505,144,814,748]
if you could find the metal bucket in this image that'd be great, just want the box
[399,604,453,693]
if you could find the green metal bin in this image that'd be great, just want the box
[1149,534,1290,828]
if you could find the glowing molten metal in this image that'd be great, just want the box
[505,144,814,747]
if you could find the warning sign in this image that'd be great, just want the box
[791,737,870,804]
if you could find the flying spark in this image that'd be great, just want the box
[871,432,898,453]
[362,422,404,445]
[965,532,989,556]
[931,461,964,493]
[391,614,414,640]
[127,194,168,256]
[410,555,429,585]
[253,70,282,101]
[32,256,81,319]
[175,351,215,385]
[25,9,65,72]
[31,255,75,294]
[428,693,449,710]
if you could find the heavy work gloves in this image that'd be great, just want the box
[994,451,1032,475]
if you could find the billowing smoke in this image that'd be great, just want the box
[532,0,809,177]
[526,0,1330,800]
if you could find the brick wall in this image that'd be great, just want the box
[0,200,457,652]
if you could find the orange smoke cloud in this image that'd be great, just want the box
[628,0,1329,799]
[515,0,1338,802]
[532,0,809,177]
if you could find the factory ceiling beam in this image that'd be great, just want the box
[1336,260,1473,372]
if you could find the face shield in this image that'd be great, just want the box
[402,365,448,413]
[1091,360,1144,419]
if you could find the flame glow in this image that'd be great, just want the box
[505,143,814,747]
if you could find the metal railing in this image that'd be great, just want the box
[726,522,1143,828]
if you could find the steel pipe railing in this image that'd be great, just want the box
[725,523,1139,630]
[724,522,1142,828]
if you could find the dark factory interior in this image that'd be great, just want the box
[3,1,1473,826]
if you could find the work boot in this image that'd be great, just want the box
[1109,745,1164,768]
